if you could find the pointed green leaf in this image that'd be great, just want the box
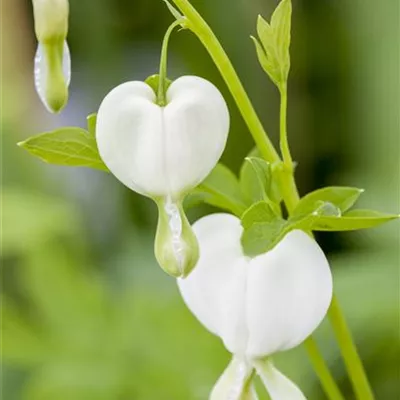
[163,0,183,20]
[254,0,292,85]
[240,154,282,213]
[184,163,247,216]
[241,201,278,229]
[256,15,276,59]
[251,36,280,86]
[292,186,364,217]
[243,157,272,202]
[311,209,399,231]
[18,127,108,171]
[271,0,292,76]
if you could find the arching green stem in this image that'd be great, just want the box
[157,19,183,105]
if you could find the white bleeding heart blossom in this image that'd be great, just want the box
[178,213,333,399]
[31,0,70,113]
[96,76,230,277]
[96,76,229,197]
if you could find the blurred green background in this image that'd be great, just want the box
[2,0,399,399]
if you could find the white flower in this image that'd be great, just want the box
[96,76,229,277]
[96,76,229,198]
[32,0,69,42]
[178,213,333,399]
[31,0,70,113]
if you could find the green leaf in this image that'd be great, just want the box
[18,127,108,171]
[292,186,364,217]
[87,113,97,136]
[271,0,292,76]
[184,164,247,216]
[163,0,183,20]
[241,201,278,229]
[253,0,292,85]
[240,153,282,212]
[311,209,399,231]
[251,35,280,86]
[241,218,287,257]
[243,157,271,201]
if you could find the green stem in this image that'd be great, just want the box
[171,0,280,164]
[157,19,182,106]
[278,82,293,170]
[328,296,374,400]
[170,1,374,399]
[304,337,345,400]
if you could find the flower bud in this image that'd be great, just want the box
[31,0,70,113]
[178,213,332,358]
[32,0,69,42]
[155,198,199,277]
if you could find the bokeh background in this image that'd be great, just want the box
[2,0,399,399]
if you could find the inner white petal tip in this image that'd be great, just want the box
[34,40,71,112]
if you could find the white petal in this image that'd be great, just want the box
[178,214,248,353]
[34,40,71,113]
[178,214,332,358]
[210,357,257,400]
[96,76,229,198]
[254,360,307,400]
[246,230,332,357]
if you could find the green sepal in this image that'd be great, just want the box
[18,126,108,172]
[145,74,172,97]
[155,198,199,278]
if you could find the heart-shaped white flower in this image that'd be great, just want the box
[178,213,332,398]
[96,75,229,199]
[178,213,332,357]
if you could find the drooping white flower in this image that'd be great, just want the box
[31,0,70,113]
[96,76,229,277]
[96,76,229,198]
[178,213,333,398]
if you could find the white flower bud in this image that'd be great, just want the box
[96,76,229,198]
[31,0,70,113]
[32,0,69,42]
[178,213,332,358]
